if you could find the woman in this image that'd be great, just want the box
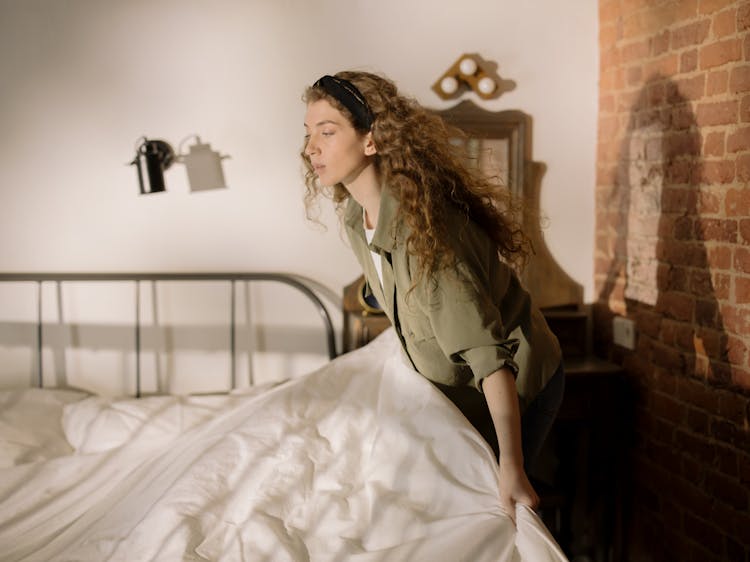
[301,71,564,521]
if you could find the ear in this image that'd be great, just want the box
[363,132,377,156]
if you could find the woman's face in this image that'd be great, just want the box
[304,99,374,187]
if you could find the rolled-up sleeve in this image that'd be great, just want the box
[461,344,520,383]
[418,254,522,391]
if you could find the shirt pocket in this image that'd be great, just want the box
[398,307,434,343]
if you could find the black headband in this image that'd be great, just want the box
[313,75,373,131]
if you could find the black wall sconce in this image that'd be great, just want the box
[129,138,175,194]
[129,135,229,195]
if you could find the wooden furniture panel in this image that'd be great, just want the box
[342,276,392,353]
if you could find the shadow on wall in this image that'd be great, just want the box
[598,74,729,382]
[595,75,733,559]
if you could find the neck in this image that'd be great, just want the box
[344,163,381,228]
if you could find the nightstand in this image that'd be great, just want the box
[342,275,392,353]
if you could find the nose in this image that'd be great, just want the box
[305,136,319,156]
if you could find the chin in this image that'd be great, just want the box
[318,175,340,188]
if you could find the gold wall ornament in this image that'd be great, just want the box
[431,53,514,101]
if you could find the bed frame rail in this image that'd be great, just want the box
[0,273,337,397]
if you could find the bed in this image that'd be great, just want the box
[0,273,567,562]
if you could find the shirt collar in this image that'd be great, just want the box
[344,184,401,253]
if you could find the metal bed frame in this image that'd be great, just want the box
[0,273,338,397]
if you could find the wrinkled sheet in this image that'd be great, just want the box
[0,330,567,561]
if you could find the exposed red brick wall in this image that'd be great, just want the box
[594,1,750,560]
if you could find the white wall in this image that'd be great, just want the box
[0,0,598,297]
[0,0,599,390]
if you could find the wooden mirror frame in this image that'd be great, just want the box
[432,99,528,197]
[430,100,584,311]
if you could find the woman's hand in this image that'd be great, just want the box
[481,367,540,525]
[498,458,539,525]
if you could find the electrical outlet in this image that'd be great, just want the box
[613,316,636,350]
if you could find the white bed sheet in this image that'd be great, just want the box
[0,329,567,561]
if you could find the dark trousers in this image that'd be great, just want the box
[436,363,565,472]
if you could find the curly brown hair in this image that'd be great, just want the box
[301,71,531,279]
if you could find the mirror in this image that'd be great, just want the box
[431,100,583,310]
[433,100,527,197]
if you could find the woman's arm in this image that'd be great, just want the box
[482,367,539,523]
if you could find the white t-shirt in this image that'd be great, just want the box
[364,224,384,288]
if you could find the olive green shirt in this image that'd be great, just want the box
[343,186,561,413]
